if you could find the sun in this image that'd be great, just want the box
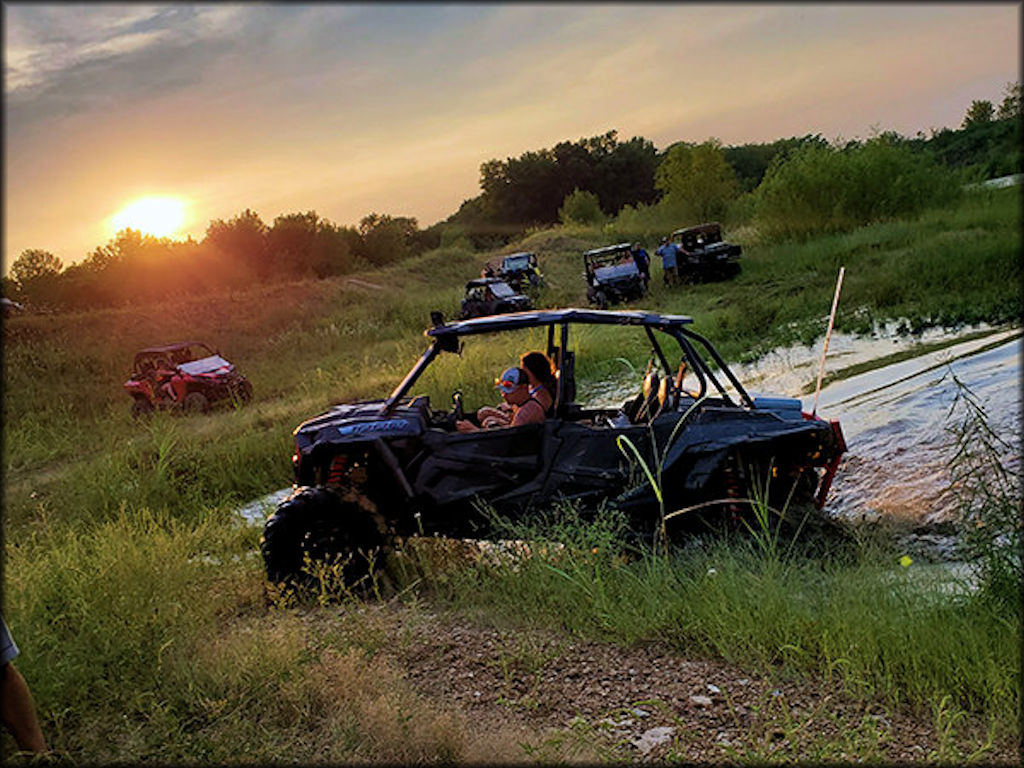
[110,196,187,238]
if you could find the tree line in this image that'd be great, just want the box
[4,210,441,312]
[5,83,1019,311]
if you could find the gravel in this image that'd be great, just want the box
[316,602,1018,764]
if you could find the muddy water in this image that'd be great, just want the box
[238,324,1022,534]
[803,328,1019,526]
[742,324,1021,527]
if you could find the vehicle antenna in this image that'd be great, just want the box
[812,266,845,417]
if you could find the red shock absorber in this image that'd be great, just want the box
[722,458,743,521]
[327,454,348,486]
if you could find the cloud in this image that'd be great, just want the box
[5,5,179,91]
[3,3,1019,270]
[3,4,253,126]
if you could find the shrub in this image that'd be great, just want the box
[755,136,963,241]
[558,189,605,226]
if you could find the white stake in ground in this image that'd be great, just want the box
[812,266,845,417]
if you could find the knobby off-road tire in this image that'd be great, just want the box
[130,397,154,419]
[183,391,210,414]
[260,486,385,589]
[234,378,254,405]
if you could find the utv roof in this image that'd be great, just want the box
[502,251,535,260]
[583,243,634,258]
[427,308,692,339]
[671,222,721,238]
[136,341,209,355]
[465,277,519,290]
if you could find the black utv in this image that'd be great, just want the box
[260,308,846,587]
[459,277,533,319]
[583,243,648,308]
[494,251,544,293]
[670,222,742,282]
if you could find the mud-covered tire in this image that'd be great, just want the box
[183,391,210,413]
[595,290,609,310]
[131,397,154,419]
[260,486,384,588]
[233,378,253,405]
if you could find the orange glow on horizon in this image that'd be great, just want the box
[110,196,188,239]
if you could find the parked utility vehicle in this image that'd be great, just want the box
[583,243,648,308]
[459,277,533,319]
[669,222,742,282]
[492,251,544,293]
[124,341,252,417]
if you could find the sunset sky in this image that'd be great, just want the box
[3,3,1019,273]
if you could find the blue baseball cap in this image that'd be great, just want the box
[494,366,526,393]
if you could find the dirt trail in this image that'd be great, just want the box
[318,604,1016,764]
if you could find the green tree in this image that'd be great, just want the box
[357,213,418,266]
[962,99,995,129]
[476,130,659,227]
[314,222,363,277]
[480,150,560,224]
[10,248,62,287]
[268,211,319,277]
[655,139,739,224]
[204,209,270,278]
[558,188,604,225]
[10,248,64,307]
[10,250,62,307]
[724,134,829,192]
[996,81,1022,120]
[592,135,659,214]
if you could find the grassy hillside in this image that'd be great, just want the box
[1,186,1019,762]
[3,186,1018,533]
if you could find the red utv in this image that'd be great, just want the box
[124,341,253,418]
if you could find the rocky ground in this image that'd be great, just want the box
[318,602,1018,765]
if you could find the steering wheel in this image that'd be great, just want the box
[451,389,464,422]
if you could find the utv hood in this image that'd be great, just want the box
[293,399,426,453]
[177,355,234,376]
[594,263,640,282]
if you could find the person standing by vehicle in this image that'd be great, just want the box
[656,238,679,287]
[456,367,546,432]
[1,615,47,754]
[630,243,650,287]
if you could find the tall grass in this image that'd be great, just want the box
[3,509,534,763]
[947,370,1022,611]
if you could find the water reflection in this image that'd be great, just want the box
[810,328,1020,525]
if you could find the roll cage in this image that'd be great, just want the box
[500,252,538,272]
[380,308,756,417]
[583,243,634,273]
[131,341,217,376]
